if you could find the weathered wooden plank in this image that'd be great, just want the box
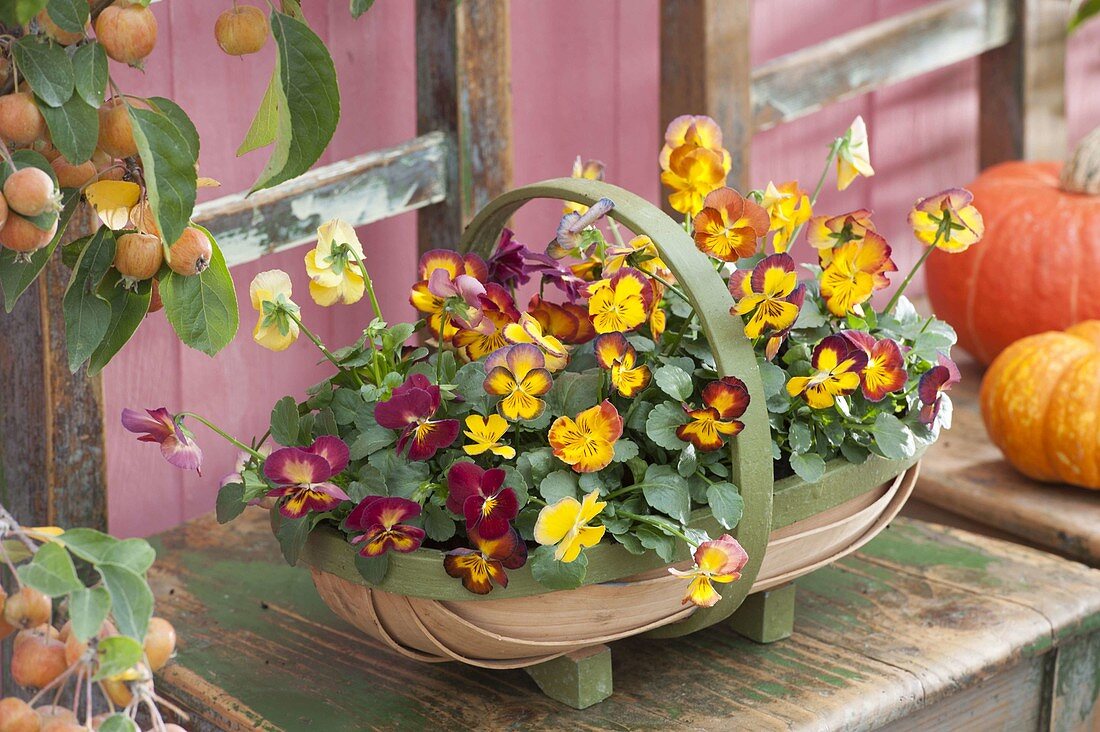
[752,0,1014,133]
[148,511,1100,730]
[909,356,1100,566]
[415,0,513,254]
[1049,631,1100,731]
[193,132,448,269]
[659,0,752,193]
[979,0,1069,165]
[0,204,106,695]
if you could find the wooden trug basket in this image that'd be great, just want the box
[300,179,926,708]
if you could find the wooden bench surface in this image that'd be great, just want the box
[147,510,1100,731]
[909,356,1100,566]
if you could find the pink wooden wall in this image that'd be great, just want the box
[103,0,1100,537]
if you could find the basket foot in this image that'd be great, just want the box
[524,644,612,709]
[728,583,796,644]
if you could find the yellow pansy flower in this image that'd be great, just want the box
[588,268,653,334]
[503,313,569,372]
[534,489,607,563]
[836,116,874,191]
[668,535,748,607]
[483,344,554,421]
[761,181,811,253]
[305,219,366,306]
[908,187,985,253]
[548,400,623,474]
[250,269,300,352]
[660,144,727,216]
[462,414,516,459]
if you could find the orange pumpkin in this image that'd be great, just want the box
[926,128,1100,365]
[980,320,1100,489]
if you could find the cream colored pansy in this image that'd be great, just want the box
[305,219,366,306]
[836,116,874,191]
[534,489,607,562]
[250,269,300,351]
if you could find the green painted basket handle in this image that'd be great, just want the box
[458,178,774,632]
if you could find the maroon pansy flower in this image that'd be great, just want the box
[374,374,460,461]
[346,495,426,557]
[445,462,519,540]
[443,526,528,595]
[918,356,962,425]
[122,407,203,475]
[263,436,351,519]
[486,229,534,290]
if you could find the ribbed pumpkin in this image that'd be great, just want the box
[926,128,1100,365]
[980,320,1100,489]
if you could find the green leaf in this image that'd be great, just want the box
[0,187,79,312]
[160,230,240,356]
[347,464,387,501]
[68,586,111,642]
[55,527,116,562]
[46,0,88,32]
[530,544,587,590]
[87,272,151,375]
[367,451,429,498]
[0,0,48,25]
[237,70,279,156]
[654,364,693,401]
[642,465,691,523]
[350,0,374,18]
[544,369,602,417]
[147,96,199,162]
[354,553,390,585]
[216,482,247,524]
[871,412,916,460]
[279,0,304,20]
[1069,0,1100,32]
[645,401,689,450]
[62,226,115,372]
[706,482,743,530]
[789,451,826,483]
[349,423,396,459]
[72,41,108,108]
[677,443,697,478]
[92,635,144,681]
[129,105,198,247]
[757,359,788,397]
[273,513,310,566]
[250,11,340,192]
[101,539,155,575]
[17,541,82,596]
[270,395,302,446]
[97,715,139,732]
[12,36,74,107]
[539,470,579,504]
[98,563,153,640]
[611,439,638,463]
[788,422,812,453]
[637,526,677,562]
[422,502,455,542]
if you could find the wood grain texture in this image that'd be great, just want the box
[146,511,1100,731]
[416,0,512,253]
[195,133,448,268]
[659,0,752,192]
[752,0,1013,132]
[909,356,1100,566]
[979,0,1070,165]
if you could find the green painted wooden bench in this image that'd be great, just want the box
[146,510,1100,731]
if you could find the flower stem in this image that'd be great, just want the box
[178,412,266,459]
[648,271,691,306]
[606,216,627,249]
[285,310,345,373]
[436,315,450,384]
[346,245,384,323]
[662,313,695,357]
[784,139,842,255]
[884,245,934,314]
[619,510,697,547]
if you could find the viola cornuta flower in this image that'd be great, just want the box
[305,219,367,306]
[594,332,652,398]
[443,527,528,594]
[761,181,812,253]
[842,331,908,402]
[676,377,751,453]
[836,115,874,191]
[547,400,623,474]
[250,269,300,352]
[919,356,962,425]
[659,114,731,174]
[121,407,203,475]
[483,343,554,421]
[445,462,519,540]
[587,267,654,334]
[909,188,985,253]
[462,414,515,459]
[346,495,426,557]
[374,374,460,461]
[691,187,770,263]
[818,232,896,317]
[263,436,351,519]
[786,335,869,409]
[534,490,607,563]
[729,254,805,339]
[669,535,749,607]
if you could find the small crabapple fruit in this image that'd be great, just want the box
[37,10,85,45]
[97,98,139,159]
[100,677,133,708]
[144,616,176,671]
[11,629,67,689]
[39,721,83,732]
[50,156,98,189]
[0,214,58,255]
[62,619,116,666]
[33,707,75,727]
[94,1,158,66]
[0,697,39,732]
[3,587,51,630]
[147,278,163,313]
[214,5,268,56]
[114,232,163,285]
[4,168,61,218]
[167,227,212,276]
[129,198,159,236]
[0,93,48,145]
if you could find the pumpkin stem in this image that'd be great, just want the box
[1060,127,1100,195]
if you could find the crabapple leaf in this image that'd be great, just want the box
[249,11,339,193]
[350,0,375,18]
[92,636,144,681]
[270,395,302,446]
[68,586,111,643]
[98,562,153,640]
[706,482,744,530]
[12,35,73,107]
[237,70,279,156]
[0,0,48,24]
[102,538,156,575]
[53,527,116,562]
[73,41,108,107]
[17,541,83,596]
[129,105,198,247]
[1069,0,1100,32]
[530,545,587,590]
[37,91,99,169]
[147,96,199,162]
[0,187,79,312]
[46,0,88,32]
[62,226,115,372]
[160,229,240,356]
[279,0,305,20]
[87,271,151,376]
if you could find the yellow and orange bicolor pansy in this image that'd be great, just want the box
[691,187,770,263]
[676,376,751,453]
[483,343,554,421]
[786,335,868,409]
[818,232,896,317]
[908,187,985,253]
[659,114,732,174]
[660,144,728,216]
[547,400,624,474]
[761,181,811,254]
[503,312,570,371]
[808,208,877,257]
[841,331,908,402]
[669,534,749,607]
[593,332,652,398]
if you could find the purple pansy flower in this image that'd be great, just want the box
[345,495,426,557]
[445,462,519,540]
[918,355,962,425]
[374,374,460,461]
[486,229,534,290]
[263,436,351,519]
[121,407,204,475]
